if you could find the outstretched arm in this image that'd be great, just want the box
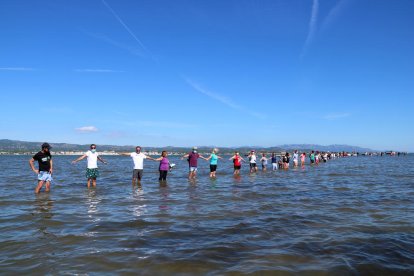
[119,153,131,156]
[72,155,87,164]
[146,155,156,161]
[199,155,208,161]
[181,153,189,160]
[97,156,107,164]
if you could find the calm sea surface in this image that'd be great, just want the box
[0,154,413,274]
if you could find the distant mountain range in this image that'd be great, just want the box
[0,139,376,153]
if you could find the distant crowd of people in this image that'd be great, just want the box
[29,143,370,193]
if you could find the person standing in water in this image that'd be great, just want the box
[309,150,315,165]
[300,152,306,167]
[260,152,268,171]
[283,152,290,169]
[72,144,107,188]
[181,147,207,179]
[229,151,245,175]
[153,151,170,182]
[271,152,278,171]
[248,150,258,173]
[315,151,320,165]
[29,143,53,194]
[120,146,156,185]
[293,150,299,167]
[204,148,223,178]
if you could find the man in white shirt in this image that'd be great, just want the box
[72,144,107,188]
[120,146,155,185]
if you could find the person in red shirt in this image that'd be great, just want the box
[229,151,245,175]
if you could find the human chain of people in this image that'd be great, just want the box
[29,142,370,194]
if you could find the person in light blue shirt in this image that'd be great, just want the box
[205,148,223,178]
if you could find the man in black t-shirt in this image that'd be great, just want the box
[29,143,53,194]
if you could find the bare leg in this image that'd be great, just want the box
[132,177,137,186]
[35,180,44,194]
[45,181,51,192]
[87,178,91,189]
[92,179,97,187]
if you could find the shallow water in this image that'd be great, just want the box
[0,154,413,274]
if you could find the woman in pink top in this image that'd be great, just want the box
[154,151,170,181]
[300,152,306,167]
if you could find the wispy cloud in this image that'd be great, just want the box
[301,0,319,58]
[184,77,266,120]
[184,78,242,110]
[0,67,35,71]
[76,126,99,133]
[320,0,351,33]
[101,0,148,53]
[74,69,124,73]
[85,32,146,57]
[323,113,350,120]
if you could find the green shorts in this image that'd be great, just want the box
[86,168,99,179]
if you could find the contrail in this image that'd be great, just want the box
[320,0,350,34]
[184,77,266,120]
[101,0,147,52]
[301,0,319,58]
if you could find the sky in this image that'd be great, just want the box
[0,0,413,151]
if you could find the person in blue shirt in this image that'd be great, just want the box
[205,148,223,178]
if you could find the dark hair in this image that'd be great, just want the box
[161,151,167,157]
[90,144,96,149]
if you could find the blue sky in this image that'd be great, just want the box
[0,0,413,151]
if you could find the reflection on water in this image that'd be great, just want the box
[0,155,413,274]
[85,189,101,221]
[33,194,54,237]
[34,193,54,219]
[158,182,170,211]
[131,184,146,217]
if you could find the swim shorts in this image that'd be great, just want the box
[133,169,143,180]
[86,168,99,179]
[38,171,52,182]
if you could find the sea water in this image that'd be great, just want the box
[0,155,413,274]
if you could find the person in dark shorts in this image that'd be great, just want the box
[29,143,53,194]
[247,150,258,173]
[229,151,245,175]
[204,148,223,178]
[72,144,107,188]
[309,150,315,164]
[120,146,155,185]
[153,151,170,182]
